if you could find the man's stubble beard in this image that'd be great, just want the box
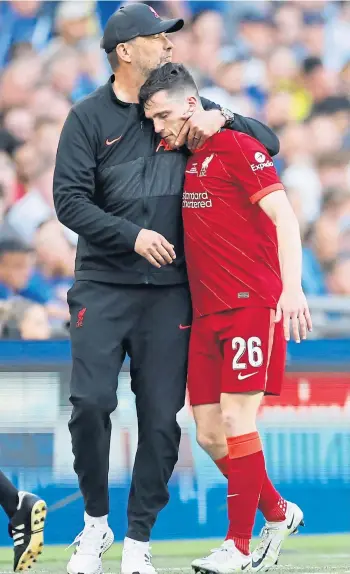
[139,56,172,80]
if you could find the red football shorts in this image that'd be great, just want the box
[187,307,286,406]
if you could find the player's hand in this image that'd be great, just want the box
[175,109,225,151]
[275,289,312,343]
[134,229,176,268]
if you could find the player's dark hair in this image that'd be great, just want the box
[139,63,198,109]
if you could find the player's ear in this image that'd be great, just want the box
[182,96,197,119]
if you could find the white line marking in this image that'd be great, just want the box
[158,569,192,572]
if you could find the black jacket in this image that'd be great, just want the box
[53,77,279,286]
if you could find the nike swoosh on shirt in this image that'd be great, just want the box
[241,562,251,571]
[179,324,191,330]
[237,371,258,381]
[105,136,122,146]
[227,493,239,498]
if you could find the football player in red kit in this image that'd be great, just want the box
[140,64,312,573]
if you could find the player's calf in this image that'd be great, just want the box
[220,391,266,557]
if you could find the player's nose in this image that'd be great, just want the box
[154,120,163,134]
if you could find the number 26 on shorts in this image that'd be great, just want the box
[232,336,263,370]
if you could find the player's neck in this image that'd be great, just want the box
[113,67,145,104]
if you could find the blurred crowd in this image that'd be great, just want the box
[0,0,349,340]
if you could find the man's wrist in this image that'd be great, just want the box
[219,107,235,128]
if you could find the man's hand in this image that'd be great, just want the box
[175,109,225,151]
[275,289,312,343]
[134,229,176,268]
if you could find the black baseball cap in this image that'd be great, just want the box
[101,3,184,53]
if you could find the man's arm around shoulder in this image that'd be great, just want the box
[200,97,280,157]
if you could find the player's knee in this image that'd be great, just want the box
[196,428,224,455]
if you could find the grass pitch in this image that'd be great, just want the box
[0,535,348,574]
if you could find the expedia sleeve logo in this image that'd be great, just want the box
[251,151,273,172]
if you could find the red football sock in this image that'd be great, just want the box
[259,473,287,521]
[215,454,229,478]
[225,431,265,556]
[213,449,286,522]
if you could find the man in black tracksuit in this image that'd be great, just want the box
[53,5,280,574]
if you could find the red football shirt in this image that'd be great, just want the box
[182,129,284,318]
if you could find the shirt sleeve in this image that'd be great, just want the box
[225,131,284,204]
[53,109,141,253]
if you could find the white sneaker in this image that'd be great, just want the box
[251,501,304,572]
[121,537,157,574]
[191,540,252,574]
[67,521,114,574]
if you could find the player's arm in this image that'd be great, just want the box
[258,191,312,342]
[224,131,311,342]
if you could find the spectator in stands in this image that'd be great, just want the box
[0,56,43,110]
[316,152,350,191]
[0,238,34,299]
[0,0,57,67]
[190,10,224,83]
[0,151,17,208]
[0,126,21,156]
[302,57,337,116]
[0,232,70,325]
[312,189,350,267]
[33,117,61,163]
[274,3,304,58]
[200,59,254,116]
[33,219,74,308]
[1,298,51,340]
[29,85,71,127]
[3,106,34,143]
[327,255,350,295]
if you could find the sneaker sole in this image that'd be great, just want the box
[67,567,103,574]
[192,566,250,574]
[15,499,47,572]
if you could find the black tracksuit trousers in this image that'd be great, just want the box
[67,280,192,542]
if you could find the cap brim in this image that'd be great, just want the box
[150,17,184,35]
